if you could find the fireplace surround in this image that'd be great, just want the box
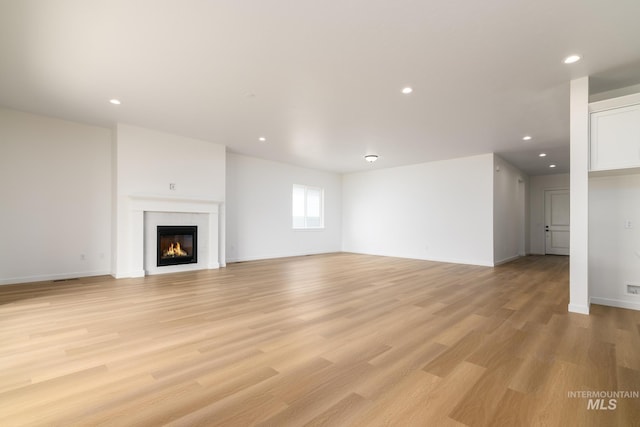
[121,195,221,278]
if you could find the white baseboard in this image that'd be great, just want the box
[130,270,146,278]
[568,302,590,315]
[341,249,494,268]
[494,255,520,266]
[590,297,640,311]
[0,270,111,286]
[226,250,340,264]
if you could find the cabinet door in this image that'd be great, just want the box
[590,104,640,171]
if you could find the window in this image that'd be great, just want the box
[292,184,324,229]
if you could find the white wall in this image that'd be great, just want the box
[342,154,495,266]
[0,109,112,284]
[114,124,226,277]
[226,153,342,262]
[115,124,225,198]
[589,174,640,310]
[569,76,590,314]
[586,86,640,313]
[528,173,570,254]
[493,155,528,264]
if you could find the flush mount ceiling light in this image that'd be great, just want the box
[402,87,413,94]
[259,137,266,142]
[539,153,547,157]
[364,154,378,163]
[563,54,581,64]
[522,135,532,141]
[549,164,557,168]
[109,99,121,105]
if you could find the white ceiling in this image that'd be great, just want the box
[2,0,640,176]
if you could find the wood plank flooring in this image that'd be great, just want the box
[1,253,639,426]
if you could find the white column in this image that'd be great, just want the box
[569,76,590,314]
[130,209,145,277]
[208,211,220,269]
[219,203,226,267]
[113,196,131,278]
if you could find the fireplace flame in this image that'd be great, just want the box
[163,242,188,257]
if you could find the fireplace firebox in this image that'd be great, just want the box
[157,226,197,267]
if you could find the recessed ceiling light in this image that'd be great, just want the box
[563,55,581,64]
[364,154,378,163]
[523,136,532,141]
[402,87,413,94]
[539,153,547,157]
[259,137,266,142]
[549,164,557,168]
[109,99,121,105]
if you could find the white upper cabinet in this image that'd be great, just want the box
[590,94,640,172]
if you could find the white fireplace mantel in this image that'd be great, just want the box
[129,194,222,212]
[128,194,222,277]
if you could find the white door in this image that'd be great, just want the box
[545,189,570,255]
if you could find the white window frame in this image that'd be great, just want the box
[292,184,325,230]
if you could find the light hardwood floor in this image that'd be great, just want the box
[1,253,639,426]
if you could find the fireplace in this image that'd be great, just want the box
[157,226,197,267]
